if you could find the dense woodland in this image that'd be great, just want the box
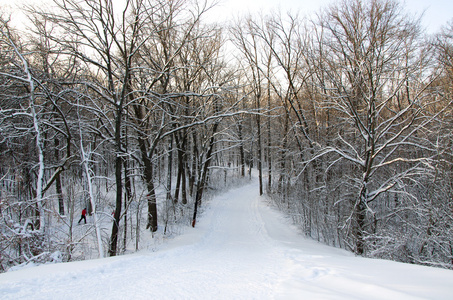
[0,0,452,272]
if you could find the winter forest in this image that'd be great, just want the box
[0,0,452,272]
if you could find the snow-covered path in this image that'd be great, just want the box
[1,178,453,299]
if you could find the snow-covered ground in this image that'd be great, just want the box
[1,178,453,299]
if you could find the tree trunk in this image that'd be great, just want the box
[238,119,245,177]
[256,101,263,196]
[174,132,188,204]
[192,122,219,227]
[355,196,367,255]
[80,139,104,258]
[189,131,198,197]
[109,107,123,257]
[137,136,159,233]
[174,162,182,204]
[123,156,132,254]
[166,135,173,203]
[54,138,65,215]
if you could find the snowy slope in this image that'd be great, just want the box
[1,178,453,300]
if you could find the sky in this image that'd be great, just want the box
[209,0,452,33]
[0,0,451,34]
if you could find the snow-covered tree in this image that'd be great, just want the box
[307,0,449,255]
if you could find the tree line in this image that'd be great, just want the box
[0,0,452,271]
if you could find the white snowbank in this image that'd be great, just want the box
[1,178,452,299]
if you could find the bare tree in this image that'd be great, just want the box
[128,0,219,231]
[308,0,447,254]
[0,14,71,268]
[230,15,267,195]
[35,0,153,256]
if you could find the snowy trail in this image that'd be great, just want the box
[1,178,453,299]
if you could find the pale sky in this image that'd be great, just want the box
[0,0,451,34]
[210,0,452,33]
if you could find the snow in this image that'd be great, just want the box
[1,177,453,299]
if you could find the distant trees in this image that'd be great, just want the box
[0,13,77,268]
[0,0,237,266]
[310,0,446,256]
[32,0,232,256]
[36,0,154,257]
[230,0,453,268]
[304,0,452,266]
